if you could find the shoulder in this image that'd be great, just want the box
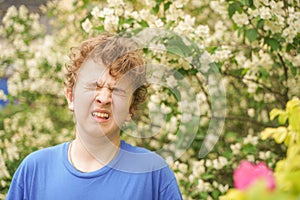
[120,141,182,198]
[21,142,67,168]
[120,140,153,153]
[113,141,169,173]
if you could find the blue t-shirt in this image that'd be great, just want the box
[7,140,182,200]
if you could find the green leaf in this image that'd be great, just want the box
[239,0,253,6]
[286,43,294,52]
[241,68,250,75]
[93,25,104,32]
[212,190,220,199]
[202,173,215,180]
[257,19,264,29]
[125,18,135,25]
[228,2,242,18]
[265,37,280,51]
[165,36,191,57]
[139,20,149,28]
[151,5,159,14]
[245,28,258,42]
[164,2,171,11]
[258,66,268,80]
[246,0,254,6]
[290,66,297,76]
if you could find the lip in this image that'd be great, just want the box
[91,109,111,123]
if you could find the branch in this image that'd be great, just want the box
[194,72,212,111]
[277,53,289,103]
[223,71,287,106]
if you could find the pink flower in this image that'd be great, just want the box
[234,160,276,190]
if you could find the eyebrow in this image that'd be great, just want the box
[95,81,126,92]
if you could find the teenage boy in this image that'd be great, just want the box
[7,33,183,200]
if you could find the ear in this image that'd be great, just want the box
[65,87,74,111]
[125,112,132,121]
[126,96,135,121]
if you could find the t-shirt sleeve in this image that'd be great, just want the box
[159,178,183,200]
[6,159,28,200]
[158,167,183,200]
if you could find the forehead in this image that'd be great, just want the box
[77,58,132,87]
[77,58,107,81]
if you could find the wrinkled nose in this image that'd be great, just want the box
[95,88,112,105]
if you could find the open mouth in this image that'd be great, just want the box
[92,111,110,120]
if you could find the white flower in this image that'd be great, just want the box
[259,7,272,19]
[29,13,39,20]
[154,19,164,28]
[13,37,27,51]
[145,0,156,7]
[196,179,212,192]
[270,1,284,16]
[243,134,259,145]
[148,43,166,54]
[161,103,172,114]
[213,48,231,62]
[81,18,93,33]
[247,8,259,19]
[0,152,10,178]
[104,15,119,32]
[192,160,206,176]
[181,113,192,123]
[174,0,184,8]
[58,0,74,11]
[218,156,228,166]
[13,23,25,33]
[246,155,255,162]
[166,4,184,22]
[218,184,229,193]
[19,5,29,20]
[209,1,227,16]
[183,15,195,26]
[2,6,17,26]
[230,143,241,155]
[166,75,177,88]
[263,20,282,33]
[188,174,195,182]
[282,26,297,43]
[264,93,275,103]
[260,109,269,123]
[205,159,212,168]
[177,162,188,173]
[195,25,210,38]
[100,8,115,18]
[91,6,101,18]
[150,94,161,103]
[247,108,255,118]
[259,151,271,160]
[107,0,125,7]
[232,12,249,27]
[0,90,7,101]
[4,139,19,161]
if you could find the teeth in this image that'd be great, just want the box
[93,112,109,118]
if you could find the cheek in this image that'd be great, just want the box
[112,95,131,124]
[73,90,95,116]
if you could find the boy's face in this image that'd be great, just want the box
[65,58,133,139]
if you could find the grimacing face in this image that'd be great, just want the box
[65,58,134,140]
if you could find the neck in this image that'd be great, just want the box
[69,132,121,172]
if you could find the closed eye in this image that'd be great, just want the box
[113,87,127,96]
[82,81,98,90]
